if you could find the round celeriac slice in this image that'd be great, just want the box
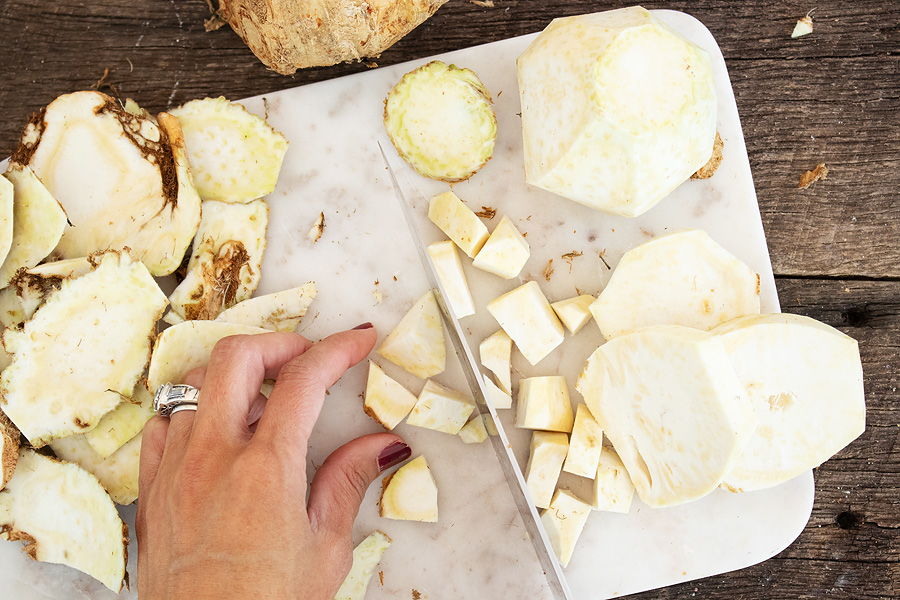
[49,432,142,506]
[385,60,496,182]
[714,313,865,492]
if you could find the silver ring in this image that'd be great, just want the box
[154,383,200,417]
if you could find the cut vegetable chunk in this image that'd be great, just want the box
[482,374,512,409]
[83,385,154,458]
[541,488,591,567]
[0,411,18,490]
[592,446,634,513]
[563,404,603,478]
[472,216,530,279]
[215,282,317,331]
[487,281,564,365]
[385,61,496,182]
[591,230,760,339]
[170,97,288,203]
[479,329,512,393]
[0,449,127,591]
[459,414,488,444]
[551,295,594,335]
[517,376,575,433]
[525,431,569,509]
[427,240,475,318]
[377,291,446,379]
[577,325,753,507]
[379,455,438,522]
[364,361,418,430]
[714,313,865,492]
[1,251,167,447]
[406,379,475,435]
[334,530,392,600]
[50,433,141,506]
[0,177,12,268]
[428,191,490,258]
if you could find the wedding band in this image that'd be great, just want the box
[153,383,200,417]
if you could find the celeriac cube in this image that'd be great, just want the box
[363,361,418,430]
[541,488,592,567]
[380,455,438,522]
[406,379,475,435]
[472,216,530,279]
[562,404,603,478]
[487,281,564,365]
[458,415,488,444]
[551,295,594,334]
[479,329,512,393]
[482,374,512,409]
[592,446,635,513]
[516,376,574,433]
[428,191,489,258]
[525,431,569,508]
[427,240,475,318]
[377,291,446,379]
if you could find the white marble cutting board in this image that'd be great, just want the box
[0,9,813,600]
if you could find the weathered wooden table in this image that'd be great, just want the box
[0,1,896,598]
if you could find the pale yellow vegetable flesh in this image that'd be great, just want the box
[379,455,438,522]
[541,488,592,567]
[363,361,418,430]
[49,433,141,506]
[83,385,154,458]
[333,530,392,600]
[427,191,490,258]
[592,446,635,513]
[551,295,595,335]
[516,375,575,433]
[525,431,569,509]
[487,281,564,366]
[472,216,530,279]
[562,403,603,478]
[406,379,475,435]
[0,177,13,270]
[215,282,317,332]
[377,291,446,379]
[458,414,488,444]
[427,240,475,318]
[479,329,512,393]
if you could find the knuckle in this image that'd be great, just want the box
[211,335,249,360]
[332,461,372,505]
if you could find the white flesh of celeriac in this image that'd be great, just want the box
[516,375,575,433]
[215,282,317,331]
[551,295,595,335]
[472,216,530,279]
[333,530,392,600]
[591,230,760,339]
[482,374,512,409]
[0,449,126,591]
[363,361,419,430]
[458,414,488,444]
[83,385,153,458]
[577,325,753,508]
[479,329,512,393]
[377,291,446,379]
[525,431,569,509]
[49,433,141,506]
[517,7,717,217]
[714,313,865,492]
[406,379,475,435]
[170,97,288,203]
[487,281,564,366]
[1,251,167,447]
[0,177,12,268]
[0,411,18,490]
[562,403,603,478]
[592,446,635,513]
[0,257,94,333]
[427,240,475,318]
[379,455,438,522]
[541,488,592,567]
[427,191,490,258]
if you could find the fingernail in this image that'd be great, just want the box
[377,441,411,472]
[352,322,373,330]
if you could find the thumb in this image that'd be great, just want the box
[307,433,410,540]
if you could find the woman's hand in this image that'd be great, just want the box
[137,325,410,599]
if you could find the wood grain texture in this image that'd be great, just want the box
[0,1,896,598]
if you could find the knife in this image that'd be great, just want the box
[378,141,571,600]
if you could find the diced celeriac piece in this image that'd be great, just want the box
[577,325,753,508]
[379,455,438,522]
[472,216,530,279]
[591,230,760,339]
[714,313,865,492]
[1,251,167,447]
[214,282,317,331]
[427,191,490,258]
[377,291,446,379]
[406,379,475,435]
[482,374,512,409]
[525,431,569,508]
[333,530,392,600]
[516,376,574,433]
[487,281,564,365]
[479,329,512,393]
[551,295,594,335]
[49,433,141,505]
[562,404,603,478]
[541,488,592,567]
[0,177,12,267]
[0,449,127,591]
[83,385,153,458]
[167,199,268,322]
[1,411,19,490]
[0,165,68,287]
[363,361,418,430]
[592,446,635,513]
[517,7,716,217]
[170,97,288,203]
[458,414,488,444]
[427,240,475,318]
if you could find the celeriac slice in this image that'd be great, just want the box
[428,191,490,258]
[592,446,635,513]
[1,251,167,447]
[562,404,603,478]
[215,282,317,331]
[0,177,12,267]
[472,216,530,279]
[516,376,574,433]
[333,530,392,600]
[551,295,594,335]
[406,379,475,435]
[487,281,564,366]
[714,313,866,492]
[170,97,288,203]
[482,374,512,409]
[541,488,592,567]
[364,361,418,430]
[379,455,438,522]
[0,257,94,330]
[83,385,153,458]
[49,433,141,506]
[0,449,127,591]
[479,329,512,393]
[458,414,488,444]
[525,431,569,509]
[427,240,475,318]
[377,291,446,379]
[0,411,18,490]
[577,325,753,507]
[591,230,760,339]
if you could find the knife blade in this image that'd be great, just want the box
[378,141,571,600]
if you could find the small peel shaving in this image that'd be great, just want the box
[562,251,583,272]
[475,206,496,219]
[308,212,325,243]
[691,132,724,179]
[792,14,814,38]
[798,163,829,189]
[543,259,554,281]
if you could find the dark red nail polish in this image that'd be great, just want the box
[377,441,411,472]
[352,322,374,330]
